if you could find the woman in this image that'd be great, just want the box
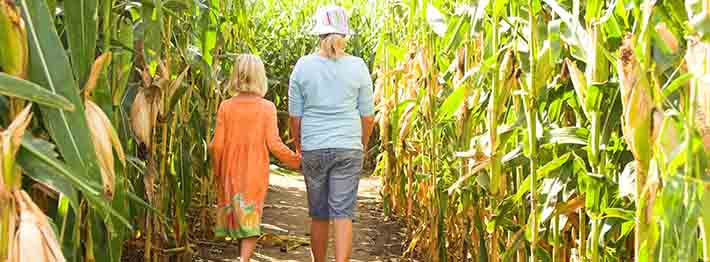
[211,54,301,262]
[288,5,375,262]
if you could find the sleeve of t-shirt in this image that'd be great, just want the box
[289,59,304,117]
[357,59,375,116]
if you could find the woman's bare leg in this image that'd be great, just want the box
[240,237,258,262]
[334,218,353,262]
[310,218,330,262]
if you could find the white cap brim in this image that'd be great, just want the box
[310,25,354,36]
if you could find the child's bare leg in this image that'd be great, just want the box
[240,237,258,262]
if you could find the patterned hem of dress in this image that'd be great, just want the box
[214,226,261,239]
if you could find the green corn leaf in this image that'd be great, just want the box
[543,127,590,146]
[661,73,692,99]
[443,14,470,54]
[64,0,98,86]
[111,18,134,106]
[436,82,467,121]
[197,3,214,65]
[0,72,74,111]
[514,153,572,202]
[19,135,101,197]
[702,187,710,260]
[17,142,80,210]
[426,3,447,37]
[602,207,634,220]
[492,0,507,18]
[542,0,590,54]
[20,0,103,182]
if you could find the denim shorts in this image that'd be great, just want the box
[301,148,363,220]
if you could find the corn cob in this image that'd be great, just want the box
[617,36,654,166]
[85,100,120,198]
[618,34,662,261]
[487,49,517,198]
[0,0,28,79]
[685,37,710,151]
[131,87,155,149]
[8,190,65,262]
[82,53,126,198]
[565,58,588,115]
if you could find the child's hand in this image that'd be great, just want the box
[292,153,303,172]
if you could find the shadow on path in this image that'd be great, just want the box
[196,174,406,262]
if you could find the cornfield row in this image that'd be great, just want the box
[2,0,710,261]
[0,0,377,261]
[374,0,710,261]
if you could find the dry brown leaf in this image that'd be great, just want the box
[82,52,112,98]
[3,104,33,157]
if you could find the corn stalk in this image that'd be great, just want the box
[525,0,540,259]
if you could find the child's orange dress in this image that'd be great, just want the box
[210,95,300,239]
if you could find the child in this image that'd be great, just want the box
[210,54,301,262]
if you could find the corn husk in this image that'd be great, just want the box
[373,69,385,105]
[131,86,160,149]
[617,36,654,166]
[0,0,28,78]
[587,24,609,85]
[655,23,679,54]
[8,190,65,262]
[685,37,710,150]
[565,58,589,116]
[1,104,32,260]
[144,157,158,203]
[82,53,112,97]
[489,50,516,129]
[2,105,32,164]
[166,66,189,106]
[81,53,126,198]
[85,100,124,198]
[0,104,32,201]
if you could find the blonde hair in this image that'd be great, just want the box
[230,54,268,96]
[319,34,347,59]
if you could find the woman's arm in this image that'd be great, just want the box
[357,60,376,156]
[209,103,227,176]
[288,64,304,153]
[266,104,301,170]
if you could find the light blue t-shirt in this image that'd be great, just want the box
[288,54,375,152]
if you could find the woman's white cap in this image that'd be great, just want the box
[310,5,352,36]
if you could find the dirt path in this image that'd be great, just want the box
[195,173,406,262]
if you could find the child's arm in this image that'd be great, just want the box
[209,104,227,176]
[265,103,301,170]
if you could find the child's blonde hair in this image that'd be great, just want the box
[319,34,347,59]
[230,54,268,96]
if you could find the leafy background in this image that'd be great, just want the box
[1,0,710,262]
